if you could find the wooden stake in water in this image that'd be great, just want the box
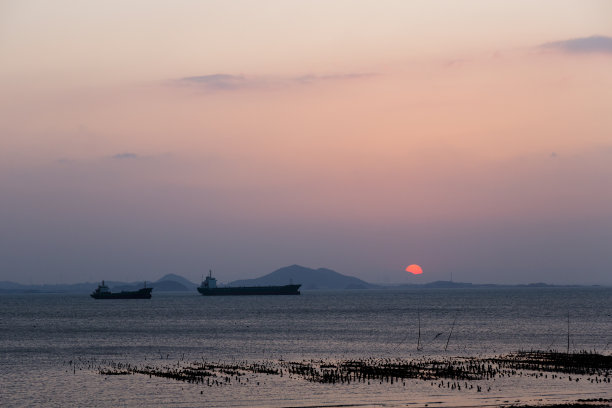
[567,311,570,354]
[445,317,456,352]
[417,310,422,351]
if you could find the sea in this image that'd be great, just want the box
[1,287,611,407]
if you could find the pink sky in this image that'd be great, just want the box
[1,1,611,284]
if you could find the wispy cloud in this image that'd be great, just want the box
[540,35,612,54]
[180,74,247,90]
[177,72,377,91]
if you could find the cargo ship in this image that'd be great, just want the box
[90,281,153,299]
[197,271,300,296]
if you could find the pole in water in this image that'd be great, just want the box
[417,310,422,351]
[567,311,570,354]
[445,317,456,352]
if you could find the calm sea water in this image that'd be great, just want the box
[1,287,611,407]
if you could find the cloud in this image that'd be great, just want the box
[112,153,139,160]
[180,74,247,90]
[176,72,377,91]
[540,35,612,54]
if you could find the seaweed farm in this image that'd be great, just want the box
[91,351,611,389]
[74,350,612,407]
[2,288,612,407]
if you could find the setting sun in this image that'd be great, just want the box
[406,264,423,275]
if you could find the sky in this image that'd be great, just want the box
[1,1,611,285]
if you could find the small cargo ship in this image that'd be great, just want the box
[90,281,153,299]
[197,271,300,296]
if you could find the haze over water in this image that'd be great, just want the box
[2,288,611,407]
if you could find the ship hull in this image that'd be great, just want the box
[197,284,301,296]
[91,288,153,299]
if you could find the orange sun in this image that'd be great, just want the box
[406,264,423,275]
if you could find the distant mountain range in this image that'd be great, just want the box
[0,265,591,294]
[0,273,199,294]
[0,266,376,293]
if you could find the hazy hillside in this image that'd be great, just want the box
[0,281,99,293]
[0,275,198,293]
[228,264,376,290]
[153,274,198,291]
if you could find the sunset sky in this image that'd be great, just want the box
[1,1,611,285]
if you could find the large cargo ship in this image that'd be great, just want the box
[197,271,301,296]
[90,281,153,299]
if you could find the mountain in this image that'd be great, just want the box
[228,264,376,290]
[107,274,197,292]
[153,274,198,291]
[150,280,189,292]
[424,280,473,288]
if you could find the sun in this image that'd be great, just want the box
[405,264,423,275]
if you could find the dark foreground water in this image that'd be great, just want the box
[1,287,611,407]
